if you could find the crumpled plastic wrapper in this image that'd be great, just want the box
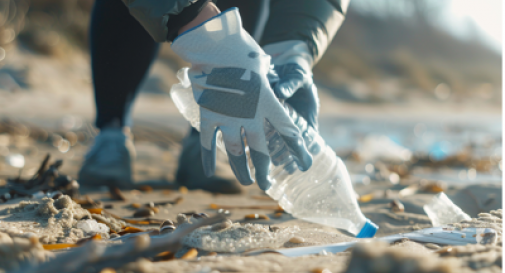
[423,192,471,227]
[179,215,297,253]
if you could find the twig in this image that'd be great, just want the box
[109,186,127,201]
[33,154,50,180]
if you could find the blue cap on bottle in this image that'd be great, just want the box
[356,219,378,238]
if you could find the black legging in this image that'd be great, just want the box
[90,0,265,129]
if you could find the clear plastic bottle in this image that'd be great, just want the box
[171,68,378,238]
[423,192,471,227]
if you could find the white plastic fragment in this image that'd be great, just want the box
[77,219,109,234]
[6,154,25,168]
[356,135,412,162]
[423,192,471,227]
[246,226,496,257]
[182,223,297,253]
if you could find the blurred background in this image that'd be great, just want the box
[0,0,501,188]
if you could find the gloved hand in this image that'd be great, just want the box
[264,41,319,130]
[171,8,313,190]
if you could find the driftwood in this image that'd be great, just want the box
[15,215,225,273]
[5,154,79,199]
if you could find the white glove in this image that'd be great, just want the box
[171,8,312,190]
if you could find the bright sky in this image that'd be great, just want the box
[351,0,503,53]
[441,0,502,52]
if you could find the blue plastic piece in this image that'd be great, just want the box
[356,219,378,238]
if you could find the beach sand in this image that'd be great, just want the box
[0,44,502,273]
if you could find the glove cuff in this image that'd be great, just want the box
[263,40,313,74]
[171,8,271,76]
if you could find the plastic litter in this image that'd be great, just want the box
[246,226,497,257]
[355,134,412,162]
[77,219,109,234]
[5,153,25,168]
[182,223,298,253]
[429,141,453,161]
[171,68,377,238]
[423,192,471,227]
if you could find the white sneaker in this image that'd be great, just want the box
[78,127,135,188]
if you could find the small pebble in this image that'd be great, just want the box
[192,212,209,219]
[176,214,188,224]
[211,219,233,231]
[133,208,154,218]
[390,200,404,213]
[131,203,142,209]
[160,219,176,233]
[289,236,305,244]
[424,243,440,250]
[160,219,174,227]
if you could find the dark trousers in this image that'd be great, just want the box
[90,0,266,131]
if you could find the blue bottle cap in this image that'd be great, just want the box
[356,219,378,238]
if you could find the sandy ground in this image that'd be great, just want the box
[0,181,501,272]
[0,45,502,272]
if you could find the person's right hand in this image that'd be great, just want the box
[172,8,313,190]
[264,41,319,130]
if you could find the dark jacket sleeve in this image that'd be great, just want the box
[122,0,214,42]
[260,0,349,64]
[121,0,193,42]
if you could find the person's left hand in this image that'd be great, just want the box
[264,41,319,130]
